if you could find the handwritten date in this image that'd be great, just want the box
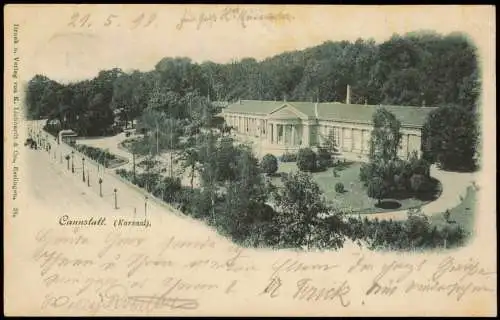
[67,12,157,29]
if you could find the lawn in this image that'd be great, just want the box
[271,160,439,214]
[429,186,476,234]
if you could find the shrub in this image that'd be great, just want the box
[75,144,119,167]
[115,168,134,181]
[335,182,345,193]
[410,174,428,193]
[317,148,333,163]
[138,159,160,170]
[316,158,330,172]
[297,148,317,172]
[261,154,278,176]
[367,177,389,204]
[115,168,127,177]
[153,177,182,202]
[134,172,161,191]
[359,162,377,185]
[393,173,408,193]
[280,152,297,162]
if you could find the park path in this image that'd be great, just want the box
[356,165,477,221]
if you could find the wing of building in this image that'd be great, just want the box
[221,99,437,161]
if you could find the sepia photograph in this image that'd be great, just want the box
[4,4,496,316]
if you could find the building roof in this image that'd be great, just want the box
[223,100,437,127]
[268,107,302,120]
[224,100,284,115]
[317,103,437,127]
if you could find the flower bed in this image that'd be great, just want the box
[75,144,128,168]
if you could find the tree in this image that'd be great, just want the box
[272,172,333,249]
[111,70,149,128]
[369,108,402,161]
[261,154,278,176]
[179,136,201,190]
[422,105,478,171]
[297,148,317,172]
[128,138,150,183]
[404,207,430,248]
[367,176,389,205]
[321,130,338,155]
[217,147,268,242]
[25,75,62,120]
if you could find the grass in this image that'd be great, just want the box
[271,160,438,214]
[429,186,476,234]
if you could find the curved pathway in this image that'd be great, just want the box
[355,165,477,221]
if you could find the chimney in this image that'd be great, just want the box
[346,84,351,104]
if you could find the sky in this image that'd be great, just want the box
[5,5,495,84]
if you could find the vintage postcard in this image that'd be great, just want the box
[4,4,496,316]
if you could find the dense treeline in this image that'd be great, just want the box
[26,31,479,128]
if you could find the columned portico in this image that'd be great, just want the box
[267,121,303,147]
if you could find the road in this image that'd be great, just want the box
[22,130,232,246]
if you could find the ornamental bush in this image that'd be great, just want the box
[261,154,278,176]
[317,148,334,166]
[297,148,317,172]
[335,182,345,193]
[316,158,331,172]
[410,173,428,193]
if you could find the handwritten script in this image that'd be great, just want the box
[176,7,295,30]
[65,7,294,31]
[24,227,497,315]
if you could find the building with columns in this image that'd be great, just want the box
[221,100,437,161]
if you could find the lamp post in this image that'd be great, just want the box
[114,188,118,209]
[71,151,75,173]
[87,170,90,187]
[144,195,148,217]
[98,178,103,197]
[65,154,70,170]
[132,152,136,183]
[82,157,86,182]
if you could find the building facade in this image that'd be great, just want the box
[221,100,437,161]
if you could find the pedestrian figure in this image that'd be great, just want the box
[444,209,451,223]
